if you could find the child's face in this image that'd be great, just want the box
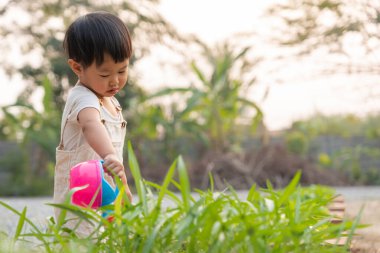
[78,53,129,97]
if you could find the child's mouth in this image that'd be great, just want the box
[108,88,119,94]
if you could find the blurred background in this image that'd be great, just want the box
[0,0,379,196]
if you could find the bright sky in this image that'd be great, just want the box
[144,0,380,130]
[1,0,379,130]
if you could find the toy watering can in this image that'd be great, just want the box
[69,160,119,219]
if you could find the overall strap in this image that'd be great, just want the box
[108,96,125,124]
[57,99,74,150]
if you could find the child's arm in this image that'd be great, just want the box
[78,107,133,202]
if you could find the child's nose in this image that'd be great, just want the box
[110,75,119,86]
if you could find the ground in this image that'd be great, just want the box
[347,199,380,252]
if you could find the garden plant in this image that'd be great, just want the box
[0,142,361,253]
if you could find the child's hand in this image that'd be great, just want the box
[103,154,133,202]
[103,154,125,178]
[123,183,133,204]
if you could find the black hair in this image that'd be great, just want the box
[63,11,132,68]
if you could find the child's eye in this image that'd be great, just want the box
[118,71,125,74]
[99,75,109,78]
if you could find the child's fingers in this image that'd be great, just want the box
[125,187,133,202]
[119,174,132,202]
[103,164,116,176]
[106,167,124,179]
[103,160,118,170]
[126,190,133,202]
[117,170,125,180]
[103,160,123,174]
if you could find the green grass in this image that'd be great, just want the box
[0,141,363,253]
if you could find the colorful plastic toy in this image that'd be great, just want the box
[69,160,119,209]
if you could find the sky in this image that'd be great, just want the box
[141,0,380,130]
[0,0,379,131]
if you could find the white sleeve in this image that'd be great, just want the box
[67,86,101,122]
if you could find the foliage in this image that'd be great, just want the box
[146,41,263,154]
[266,0,380,181]
[285,130,309,156]
[0,0,182,111]
[318,153,332,167]
[0,0,265,194]
[329,146,380,184]
[0,148,52,196]
[290,113,380,139]
[0,142,361,252]
[0,77,58,196]
[267,0,380,73]
[288,114,380,185]
[0,0,185,195]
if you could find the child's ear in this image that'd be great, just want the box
[67,59,83,76]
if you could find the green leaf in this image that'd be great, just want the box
[147,87,194,100]
[14,206,27,240]
[190,61,210,87]
[177,156,191,211]
[42,76,54,115]
[0,201,51,252]
[128,141,148,215]
[157,158,178,207]
[278,171,302,206]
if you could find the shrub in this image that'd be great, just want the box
[285,131,309,156]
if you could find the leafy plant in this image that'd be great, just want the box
[288,114,380,185]
[0,77,58,196]
[148,41,263,153]
[285,130,309,156]
[0,142,362,252]
[289,114,367,139]
[330,146,380,184]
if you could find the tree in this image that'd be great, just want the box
[0,0,184,195]
[267,0,380,74]
[0,0,182,112]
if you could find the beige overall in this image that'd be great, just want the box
[53,95,126,237]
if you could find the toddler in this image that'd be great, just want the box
[54,11,133,236]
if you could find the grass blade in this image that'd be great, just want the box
[278,170,301,206]
[114,185,125,226]
[157,158,178,207]
[128,141,148,215]
[145,181,182,206]
[177,156,191,211]
[0,201,52,253]
[14,206,27,240]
